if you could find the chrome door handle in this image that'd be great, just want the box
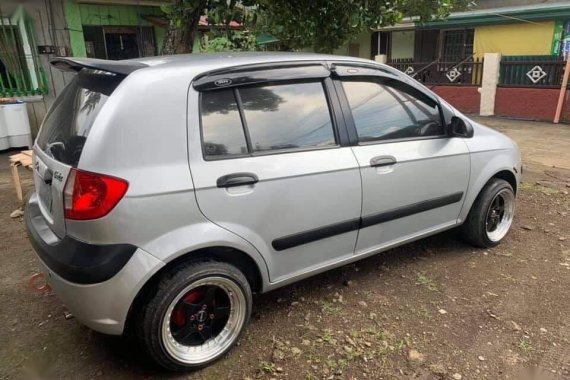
[370,155,397,168]
[217,173,259,188]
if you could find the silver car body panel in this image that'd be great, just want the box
[27,52,521,335]
[351,137,470,254]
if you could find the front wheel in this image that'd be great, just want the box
[137,261,252,371]
[461,178,516,248]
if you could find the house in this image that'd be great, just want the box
[0,0,251,136]
[0,0,177,135]
[354,0,570,122]
[367,0,570,63]
[2,0,570,134]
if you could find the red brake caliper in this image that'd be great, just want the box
[171,289,204,328]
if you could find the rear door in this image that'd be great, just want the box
[333,65,470,254]
[33,69,121,237]
[188,64,362,283]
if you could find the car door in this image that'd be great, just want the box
[333,64,470,255]
[187,64,362,283]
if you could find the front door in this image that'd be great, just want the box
[188,70,362,283]
[334,66,470,254]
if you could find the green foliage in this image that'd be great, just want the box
[518,337,533,352]
[258,360,276,373]
[417,272,439,291]
[161,0,471,54]
[256,0,472,53]
[201,36,234,52]
[201,31,257,52]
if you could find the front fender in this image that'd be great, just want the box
[459,148,520,223]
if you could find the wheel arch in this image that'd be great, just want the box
[460,167,518,224]
[124,246,263,335]
[491,169,517,195]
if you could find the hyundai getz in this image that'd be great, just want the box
[26,53,521,370]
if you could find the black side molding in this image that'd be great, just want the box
[360,192,464,228]
[25,196,137,284]
[272,218,360,251]
[272,192,463,251]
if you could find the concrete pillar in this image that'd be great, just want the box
[479,53,501,116]
[374,54,388,64]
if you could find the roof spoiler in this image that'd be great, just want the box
[50,57,148,75]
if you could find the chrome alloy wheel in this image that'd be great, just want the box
[485,188,515,242]
[161,277,247,365]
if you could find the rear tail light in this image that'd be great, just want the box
[64,168,128,220]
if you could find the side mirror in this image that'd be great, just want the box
[448,116,474,138]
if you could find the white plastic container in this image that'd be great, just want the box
[0,101,33,150]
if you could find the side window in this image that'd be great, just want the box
[239,82,336,152]
[342,79,444,143]
[201,89,248,158]
[200,80,337,159]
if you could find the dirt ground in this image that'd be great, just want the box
[0,117,569,380]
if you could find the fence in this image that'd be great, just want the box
[388,57,484,86]
[499,55,566,88]
[0,6,48,97]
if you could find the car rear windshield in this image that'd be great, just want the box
[36,69,124,167]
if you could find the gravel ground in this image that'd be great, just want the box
[0,117,569,380]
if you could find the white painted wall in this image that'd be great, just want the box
[390,30,414,60]
[333,31,371,59]
[479,52,502,116]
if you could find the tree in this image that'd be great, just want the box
[161,0,244,54]
[161,0,470,55]
[256,0,471,53]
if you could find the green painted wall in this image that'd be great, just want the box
[63,2,166,57]
[63,0,87,57]
[78,4,163,27]
[154,23,166,55]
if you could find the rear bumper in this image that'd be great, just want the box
[25,193,138,284]
[25,192,165,334]
[35,247,163,334]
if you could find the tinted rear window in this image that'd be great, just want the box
[200,81,337,159]
[36,69,123,166]
[239,82,335,152]
[201,90,248,158]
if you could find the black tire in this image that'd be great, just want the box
[137,261,252,371]
[460,178,515,248]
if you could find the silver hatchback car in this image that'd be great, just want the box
[26,52,521,370]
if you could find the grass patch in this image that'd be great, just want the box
[259,361,276,373]
[518,338,533,353]
[520,182,559,195]
[362,326,387,340]
[320,301,342,315]
[305,371,317,380]
[417,272,438,291]
[321,329,335,344]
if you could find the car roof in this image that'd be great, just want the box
[129,52,402,82]
[52,52,401,80]
[130,51,372,68]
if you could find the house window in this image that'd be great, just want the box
[83,26,156,60]
[0,8,47,97]
[371,32,390,59]
[441,29,474,62]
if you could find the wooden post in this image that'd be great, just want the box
[554,58,570,124]
[10,163,23,202]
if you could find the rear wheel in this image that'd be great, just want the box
[461,178,515,248]
[138,261,252,371]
